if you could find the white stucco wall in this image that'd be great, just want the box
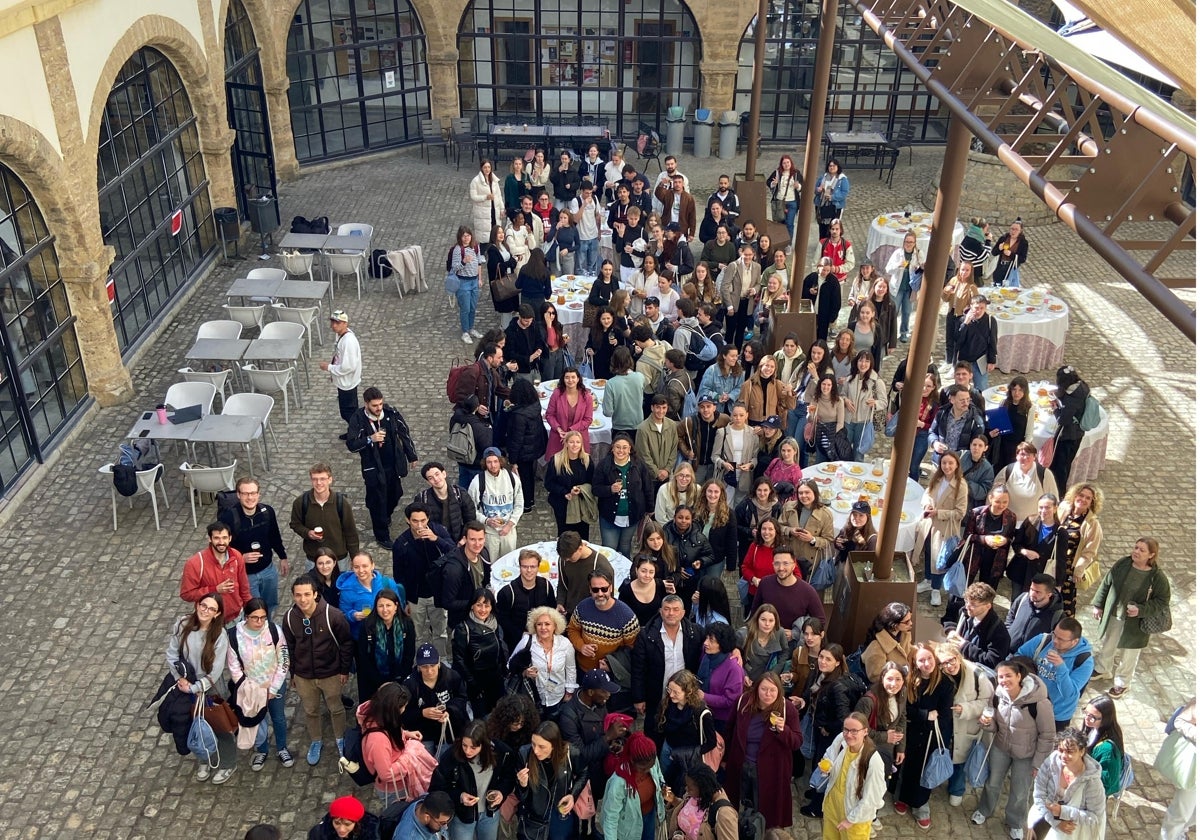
[0,26,59,153]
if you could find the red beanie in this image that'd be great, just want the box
[329,796,365,822]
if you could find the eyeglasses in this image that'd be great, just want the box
[843,728,866,735]
[591,587,611,594]
[1083,712,1100,721]
[197,603,219,613]
[247,614,268,622]
[302,617,313,635]
[938,660,957,669]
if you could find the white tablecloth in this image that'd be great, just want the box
[491,541,632,594]
[984,288,1069,373]
[800,460,925,553]
[538,378,612,445]
[982,382,1108,483]
[866,212,964,273]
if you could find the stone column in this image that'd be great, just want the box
[199,125,239,213]
[700,58,739,113]
[59,244,134,405]
[427,48,461,125]
[264,77,300,181]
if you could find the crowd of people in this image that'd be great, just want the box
[157,148,1189,840]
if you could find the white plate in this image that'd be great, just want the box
[832,499,852,513]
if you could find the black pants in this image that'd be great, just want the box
[337,387,358,425]
[944,313,961,365]
[516,460,537,510]
[1050,436,1081,496]
[363,468,402,543]
[725,299,752,347]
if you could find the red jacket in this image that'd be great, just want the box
[180,547,251,619]
[741,543,777,597]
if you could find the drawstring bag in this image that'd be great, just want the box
[187,695,219,765]
[964,733,992,788]
[919,726,954,789]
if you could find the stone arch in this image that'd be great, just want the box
[221,0,283,82]
[84,15,225,164]
[0,116,91,257]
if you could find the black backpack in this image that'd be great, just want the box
[338,721,379,786]
[290,215,330,235]
[426,549,455,608]
[708,798,764,840]
[369,248,393,279]
[379,796,419,840]
[216,490,240,513]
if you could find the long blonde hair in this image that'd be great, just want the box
[665,463,701,510]
[551,431,590,475]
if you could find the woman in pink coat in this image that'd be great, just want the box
[544,367,594,459]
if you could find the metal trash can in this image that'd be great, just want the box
[214,207,240,259]
[692,108,714,158]
[718,111,740,160]
[665,106,686,158]
[246,194,280,255]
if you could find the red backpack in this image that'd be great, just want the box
[445,358,474,404]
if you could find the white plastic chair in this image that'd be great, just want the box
[247,268,288,283]
[272,303,322,354]
[99,462,169,531]
[197,320,243,340]
[327,251,366,299]
[180,461,237,528]
[337,223,374,255]
[178,367,232,410]
[221,303,267,334]
[223,392,277,464]
[241,364,300,423]
[280,251,317,284]
[259,321,306,343]
[164,381,217,417]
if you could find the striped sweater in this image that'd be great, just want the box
[567,599,640,672]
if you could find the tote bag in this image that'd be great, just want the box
[919,726,954,789]
[964,733,992,788]
[187,696,219,764]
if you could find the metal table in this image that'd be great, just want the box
[244,337,308,386]
[125,412,202,442]
[322,235,368,252]
[546,124,611,155]
[279,233,330,250]
[226,277,281,300]
[489,124,549,157]
[186,338,250,362]
[274,280,330,303]
[190,414,270,472]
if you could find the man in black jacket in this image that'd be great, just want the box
[504,307,547,376]
[943,582,1011,672]
[393,502,456,656]
[1005,574,1064,650]
[495,548,556,649]
[219,476,289,615]
[346,386,419,547]
[930,385,987,469]
[631,596,704,743]
[440,521,491,629]
[416,462,477,541]
[281,576,353,766]
[559,669,629,801]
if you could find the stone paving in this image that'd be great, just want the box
[0,142,1192,840]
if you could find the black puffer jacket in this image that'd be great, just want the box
[506,400,549,463]
[809,671,866,748]
[451,616,509,702]
[307,813,380,840]
[593,455,655,523]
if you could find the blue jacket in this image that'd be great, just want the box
[698,365,743,410]
[1017,632,1095,722]
[337,569,405,639]
[601,762,665,840]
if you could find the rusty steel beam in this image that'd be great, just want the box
[851,0,1196,341]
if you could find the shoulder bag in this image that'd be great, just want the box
[204,695,239,734]
[1140,581,1173,634]
[491,256,519,302]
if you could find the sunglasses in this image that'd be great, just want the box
[591,587,611,594]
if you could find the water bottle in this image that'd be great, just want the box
[156,404,168,424]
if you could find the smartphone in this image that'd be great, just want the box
[142,411,153,420]
[139,429,150,438]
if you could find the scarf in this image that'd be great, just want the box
[372,617,406,674]
[468,611,500,633]
[967,223,985,242]
[698,652,729,688]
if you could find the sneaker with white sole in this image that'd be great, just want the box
[307,741,322,766]
[461,332,473,344]
[212,768,235,785]
[930,590,943,607]
[336,738,345,758]
[470,329,484,339]
[277,748,294,768]
[251,752,267,772]
[971,811,987,825]
[196,763,212,782]
[948,795,963,807]
[916,580,932,593]
[1009,829,1025,839]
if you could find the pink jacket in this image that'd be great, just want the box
[355,702,438,797]
[544,387,594,459]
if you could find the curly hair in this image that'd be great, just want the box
[698,479,732,528]
[656,669,706,729]
[486,693,540,750]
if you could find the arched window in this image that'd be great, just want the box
[734,2,947,142]
[457,0,701,136]
[225,0,277,217]
[0,163,88,493]
[98,47,216,352]
[287,0,432,162]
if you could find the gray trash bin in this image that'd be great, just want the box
[718,111,740,160]
[692,108,714,158]
[214,207,239,259]
[246,194,280,255]
[665,117,686,158]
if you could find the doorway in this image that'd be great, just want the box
[635,21,675,115]
[496,19,534,112]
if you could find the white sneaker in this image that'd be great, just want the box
[195,763,212,781]
[470,329,484,339]
[461,332,473,344]
[948,795,963,807]
[931,590,943,607]
[211,767,235,785]
[916,580,932,593]
[1009,829,1025,840]
[971,811,986,825]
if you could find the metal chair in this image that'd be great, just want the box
[221,303,267,335]
[178,367,233,411]
[271,303,322,354]
[196,320,243,340]
[420,117,449,163]
[222,393,277,466]
[626,127,662,174]
[450,117,479,170]
[179,461,237,528]
[241,364,300,423]
[888,123,917,165]
[327,251,366,299]
[98,462,168,531]
[164,381,217,417]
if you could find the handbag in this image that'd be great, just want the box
[444,271,462,295]
[800,711,815,759]
[857,418,876,454]
[935,534,963,573]
[770,198,785,222]
[884,412,899,438]
[699,710,725,771]
[1076,559,1102,591]
[491,266,519,302]
[810,761,831,792]
[943,557,968,598]
[964,733,992,788]
[1140,583,1173,634]
[803,419,816,445]
[919,726,954,789]
[573,780,596,819]
[809,548,837,591]
[204,695,239,734]
[187,695,219,763]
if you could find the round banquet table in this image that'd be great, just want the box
[866,211,964,273]
[982,381,1108,484]
[800,460,926,553]
[549,273,596,351]
[491,541,632,594]
[538,378,612,446]
[983,287,1069,373]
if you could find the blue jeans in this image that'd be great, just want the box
[783,200,799,238]
[449,812,501,840]
[845,421,870,459]
[897,286,914,336]
[640,809,657,840]
[549,810,576,840]
[254,682,289,753]
[787,405,808,443]
[578,238,600,276]
[247,564,280,616]
[456,280,480,333]
[947,761,967,797]
[909,429,930,481]
[599,519,636,557]
[971,360,989,392]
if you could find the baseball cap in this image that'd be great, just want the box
[763,415,782,429]
[330,310,349,323]
[580,669,621,693]
[415,643,440,666]
[482,446,502,460]
[664,222,681,233]
[851,500,871,515]
[698,395,716,406]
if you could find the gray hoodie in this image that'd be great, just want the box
[982,673,1056,766]
[1029,750,1108,840]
